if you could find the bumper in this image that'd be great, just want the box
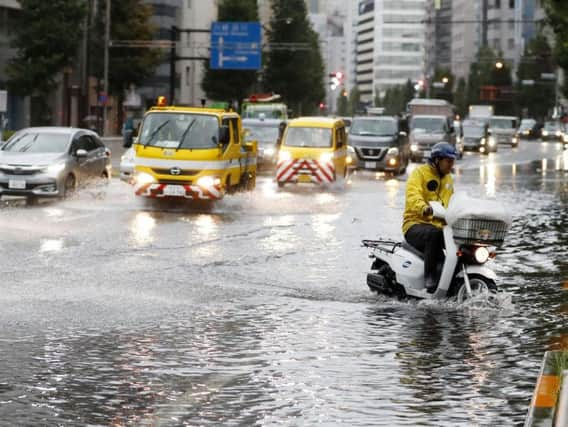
[0,174,62,197]
[276,159,336,184]
[135,182,224,199]
[354,156,401,171]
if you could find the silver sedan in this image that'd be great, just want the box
[0,127,111,202]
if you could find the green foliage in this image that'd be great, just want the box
[201,0,259,104]
[430,68,454,102]
[348,86,361,115]
[378,80,415,115]
[90,0,162,97]
[454,78,467,118]
[336,90,349,116]
[542,0,568,97]
[515,35,555,120]
[263,0,326,115]
[7,0,86,99]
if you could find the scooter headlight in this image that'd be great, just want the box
[474,246,490,264]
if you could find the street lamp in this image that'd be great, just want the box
[442,77,449,84]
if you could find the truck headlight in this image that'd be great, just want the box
[135,172,155,185]
[278,150,291,162]
[480,138,486,145]
[556,131,562,137]
[488,137,496,146]
[319,152,333,163]
[196,176,221,188]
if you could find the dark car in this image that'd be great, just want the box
[462,119,497,154]
[517,119,541,140]
[0,127,111,203]
[242,118,286,170]
[347,116,410,175]
[541,121,564,142]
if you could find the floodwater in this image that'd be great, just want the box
[0,145,567,426]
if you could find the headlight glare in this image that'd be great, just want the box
[135,172,155,185]
[196,176,221,188]
[319,152,333,163]
[474,246,490,264]
[387,147,399,156]
[278,150,291,162]
[46,163,66,175]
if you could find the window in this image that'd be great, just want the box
[509,0,515,8]
[229,118,239,144]
[495,0,501,8]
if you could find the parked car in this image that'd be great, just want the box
[0,127,111,203]
[242,118,285,170]
[347,115,410,175]
[490,116,519,147]
[541,121,564,142]
[462,119,497,154]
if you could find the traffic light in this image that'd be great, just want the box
[328,71,345,90]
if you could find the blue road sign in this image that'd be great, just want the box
[210,22,261,70]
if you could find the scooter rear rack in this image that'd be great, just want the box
[361,239,401,254]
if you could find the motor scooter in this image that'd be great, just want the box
[363,194,511,302]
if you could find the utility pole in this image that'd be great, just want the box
[481,0,488,47]
[102,0,110,136]
[169,26,210,104]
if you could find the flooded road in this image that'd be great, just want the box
[1,142,567,426]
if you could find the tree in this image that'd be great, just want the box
[515,35,556,120]
[430,68,454,102]
[542,0,568,97]
[90,0,162,100]
[336,90,349,116]
[348,86,361,115]
[201,0,259,106]
[263,0,325,116]
[7,0,86,124]
[453,78,467,118]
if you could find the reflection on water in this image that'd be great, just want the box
[129,212,156,246]
[2,158,568,426]
[40,239,64,253]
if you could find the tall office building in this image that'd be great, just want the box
[424,0,452,80]
[355,0,427,103]
[450,0,481,81]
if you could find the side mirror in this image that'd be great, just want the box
[75,149,88,157]
[219,125,230,145]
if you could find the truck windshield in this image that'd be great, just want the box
[490,118,516,129]
[139,113,220,149]
[463,125,485,137]
[411,117,446,133]
[284,127,332,148]
[244,124,280,143]
[243,105,285,119]
[350,119,396,136]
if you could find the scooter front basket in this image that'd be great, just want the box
[451,217,508,247]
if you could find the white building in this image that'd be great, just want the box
[177,1,217,106]
[355,0,427,103]
[450,0,481,81]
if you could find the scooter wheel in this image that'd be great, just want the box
[455,274,497,305]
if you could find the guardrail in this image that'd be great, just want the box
[525,351,568,426]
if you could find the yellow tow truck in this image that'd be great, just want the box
[131,101,256,200]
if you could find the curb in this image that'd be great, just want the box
[525,351,568,426]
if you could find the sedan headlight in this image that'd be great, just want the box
[45,163,66,175]
[319,152,333,163]
[474,246,490,264]
[196,176,221,188]
[387,147,399,156]
[278,150,291,162]
[135,172,155,186]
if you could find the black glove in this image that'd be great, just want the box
[422,205,433,217]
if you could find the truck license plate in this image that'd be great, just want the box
[163,185,186,196]
[365,161,377,169]
[9,179,26,189]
